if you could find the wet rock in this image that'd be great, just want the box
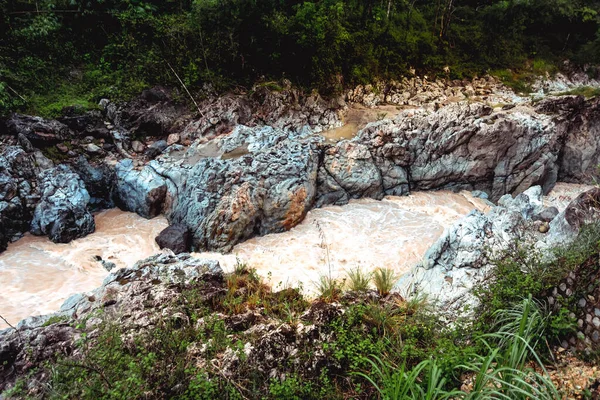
[317,141,384,205]
[5,114,70,145]
[115,159,167,218]
[0,146,41,251]
[171,136,320,252]
[155,223,191,254]
[145,140,168,158]
[71,156,116,210]
[30,164,95,243]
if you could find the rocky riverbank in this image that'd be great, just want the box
[2,73,600,396]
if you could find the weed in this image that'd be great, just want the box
[372,268,398,296]
[346,267,372,292]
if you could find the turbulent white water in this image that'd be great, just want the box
[0,209,168,328]
[0,184,592,328]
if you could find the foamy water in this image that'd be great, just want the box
[194,191,491,295]
[0,209,168,328]
[1,183,592,328]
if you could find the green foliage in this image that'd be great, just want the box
[372,268,398,297]
[345,267,372,292]
[358,298,560,400]
[558,86,600,98]
[315,275,343,302]
[3,0,600,115]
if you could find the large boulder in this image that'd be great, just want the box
[535,96,600,184]
[5,114,70,145]
[356,103,560,202]
[0,146,41,250]
[170,136,320,252]
[155,223,191,254]
[30,165,95,243]
[115,159,168,218]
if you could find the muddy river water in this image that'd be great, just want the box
[0,184,590,328]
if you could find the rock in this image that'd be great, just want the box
[56,143,69,153]
[155,223,191,254]
[170,135,320,252]
[317,141,384,205]
[397,186,544,313]
[131,140,146,153]
[115,159,168,218]
[5,114,70,144]
[58,110,111,139]
[167,133,180,145]
[0,253,223,392]
[0,146,40,251]
[546,188,600,246]
[534,206,560,222]
[145,140,168,158]
[30,165,95,243]
[71,156,116,210]
[101,260,116,272]
[539,222,550,233]
[85,143,102,154]
[353,102,559,201]
[537,96,600,183]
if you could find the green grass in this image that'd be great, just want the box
[557,86,600,98]
[8,223,600,398]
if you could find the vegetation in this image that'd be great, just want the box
[2,0,600,115]
[5,222,600,398]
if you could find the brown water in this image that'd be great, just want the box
[194,191,491,295]
[0,209,168,328]
[3,184,588,328]
[320,104,405,143]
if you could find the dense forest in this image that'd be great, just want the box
[1,0,600,114]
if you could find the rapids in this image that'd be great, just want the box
[0,185,591,328]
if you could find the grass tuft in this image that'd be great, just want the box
[372,268,398,297]
[346,267,372,292]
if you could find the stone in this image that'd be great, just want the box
[5,114,70,144]
[145,140,168,158]
[30,165,95,243]
[533,206,559,222]
[131,140,146,153]
[85,143,102,154]
[155,224,191,254]
[167,133,180,145]
[114,159,168,219]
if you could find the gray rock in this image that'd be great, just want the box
[533,206,559,222]
[155,223,191,254]
[145,140,168,158]
[5,114,70,144]
[171,137,320,252]
[115,159,167,218]
[355,102,560,201]
[30,165,95,243]
[0,146,41,251]
[85,143,102,154]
